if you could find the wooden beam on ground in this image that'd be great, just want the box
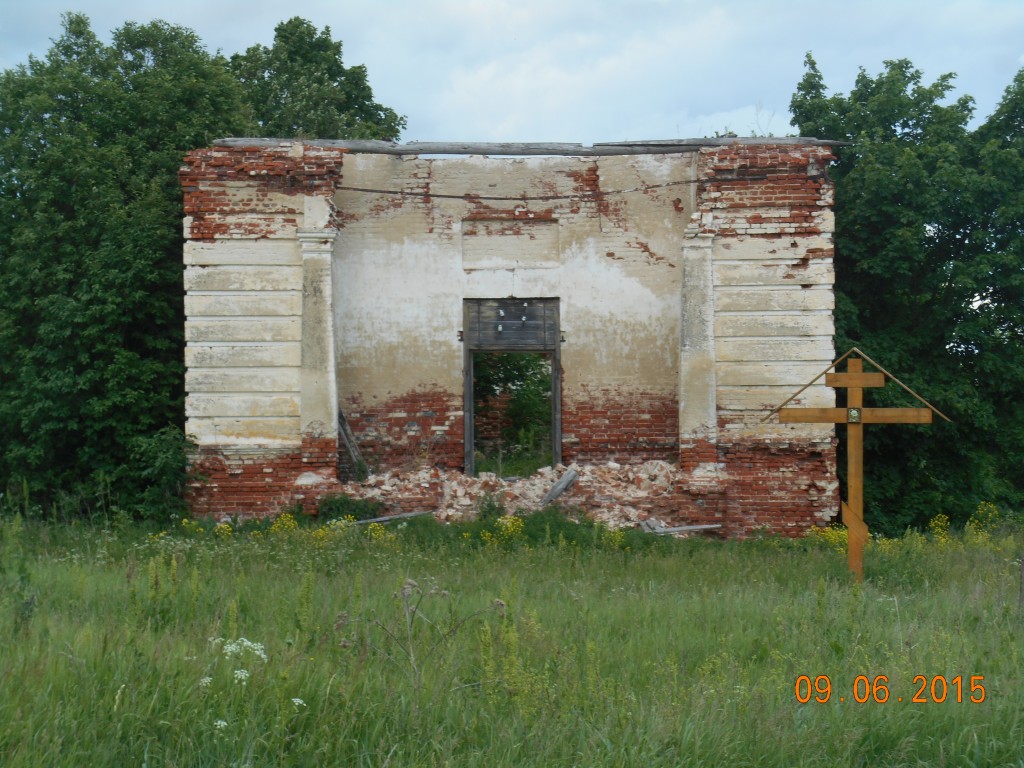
[640,520,723,535]
[541,468,579,506]
[352,510,434,526]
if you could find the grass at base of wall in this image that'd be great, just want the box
[0,510,1021,767]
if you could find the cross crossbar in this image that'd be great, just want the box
[770,353,942,581]
[824,372,885,388]
[778,407,933,424]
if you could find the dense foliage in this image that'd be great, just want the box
[229,17,405,140]
[791,55,1024,533]
[473,352,553,434]
[2,19,1019,528]
[0,14,404,518]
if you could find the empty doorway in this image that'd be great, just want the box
[463,298,561,475]
[472,351,553,475]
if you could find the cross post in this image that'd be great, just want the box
[776,355,934,582]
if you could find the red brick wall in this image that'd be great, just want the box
[342,390,465,472]
[562,387,679,464]
[182,141,840,535]
[695,143,835,238]
[474,392,513,444]
[180,143,346,239]
[186,436,341,519]
[559,438,836,537]
[183,430,836,536]
[688,141,838,534]
[181,142,347,517]
[720,439,838,536]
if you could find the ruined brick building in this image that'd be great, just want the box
[180,138,841,534]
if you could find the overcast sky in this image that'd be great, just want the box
[2,1,1023,144]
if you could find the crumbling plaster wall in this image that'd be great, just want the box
[181,143,345,516]
[180,139,839,533]
[333,152,692,468]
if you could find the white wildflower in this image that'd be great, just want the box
[199,676,213,688]
[291,698,306,709]
[214,719,228,730]
[233,669,250,685]
[222,638,268,663]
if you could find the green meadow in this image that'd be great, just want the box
[1,505,1022,767]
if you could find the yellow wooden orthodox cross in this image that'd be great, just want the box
[765,348,950,582]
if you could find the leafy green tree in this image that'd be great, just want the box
[966,70,1024,511]
[474,352,553,433]
[229,17,405,140]
[0,14,405,518]
[791,55,1024,532]
[0,14,252,516]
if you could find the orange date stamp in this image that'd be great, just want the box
[795,674,986,704]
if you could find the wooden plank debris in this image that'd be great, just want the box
[540,468,579,506]
[352,510,433,526]
[640,520,723,535]
[337,410,365,477]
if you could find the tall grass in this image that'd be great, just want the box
[0,509,1022,767]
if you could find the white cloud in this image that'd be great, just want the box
[2,0,1022,142]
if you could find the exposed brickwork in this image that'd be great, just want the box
[720,438,838,536]
[564,438,836,538]
[186,436,341,519]
[695,143,835,238]
[222,436,831,538]
[180,143,346,239]
[559,163,627,222]
[342,390,465,472]
[462,203,558,223]
[678,438,719,474]
[570,465,729,532]
[682,142,838,533]
[562,387,679,464]
[474,392,513,444]
[182,140,840,535]
[185,433,835,537]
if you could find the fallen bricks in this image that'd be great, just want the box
[313,459,729,534]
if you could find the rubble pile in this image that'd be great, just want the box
[325,459,727,531]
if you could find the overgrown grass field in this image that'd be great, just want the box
[1,505,1022,767]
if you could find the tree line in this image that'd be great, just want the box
[1,16,1020,530]
[0,14,403,518]
[791,55,1024,533]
